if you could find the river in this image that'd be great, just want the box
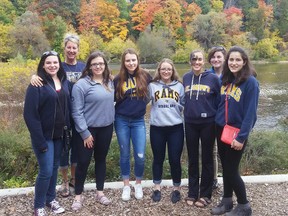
[111,62,288,131]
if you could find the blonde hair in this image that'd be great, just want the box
[63,33,80,47]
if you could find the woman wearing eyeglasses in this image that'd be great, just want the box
[71,51,114,211]
[24,51,70,216]
[30,33,85,198]
[148,58,185,203]
[183,50,221,208]
[207,46,227,190]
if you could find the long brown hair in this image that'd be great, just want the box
[80,51,111,88]
[222,46,257,86]
[116,48,149,99]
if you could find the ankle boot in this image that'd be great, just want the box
[211,197,233,215]
[225,202,252,216]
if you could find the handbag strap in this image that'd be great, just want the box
[225,84,231,124]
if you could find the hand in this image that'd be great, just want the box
[231,139,244,151]
[84,135,94,148]
[31,75,43,87]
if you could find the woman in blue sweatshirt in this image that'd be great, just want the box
[114,48,152,201]
[211,46,259,216]
[183,50,221,208]
[24,51,70,216]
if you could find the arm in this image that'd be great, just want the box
[23,86,47,152]
[30,74,44,87]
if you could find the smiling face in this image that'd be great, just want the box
[124,53,138,74]
[228,51,245,75]
[64,41,79,63]
[90,56,105,78]
[190,51,204,74]
[43,56,60,77]
[210,51,225,70]
[159,62,173,83]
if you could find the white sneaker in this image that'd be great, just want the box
[34,208,47,216]
[122,185,131,201]
[134,184,143,200]
[46,200,65,214]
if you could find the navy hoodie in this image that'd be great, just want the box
[215,76,259,143]
[114,72,152,118]
[183,70,221,124]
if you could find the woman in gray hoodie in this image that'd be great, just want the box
[148,58,185,203]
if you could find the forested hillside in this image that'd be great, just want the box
[1,0,288,63]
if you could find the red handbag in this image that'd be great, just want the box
[220,84,240,145]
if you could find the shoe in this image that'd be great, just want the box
[170,190,181,203]
[95,194,111,206]
[151,190,161,202]
[59,181,70,197]
[122,185,131,201]
[212,179,219,190]
[134,184,143,200]
[34,208,47,216]
[71,197,83,211]
[225,202,252,216]
[194,197,212,208]
[211,197,233,215]
[46,200,65,214]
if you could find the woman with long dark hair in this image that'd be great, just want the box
[211,46,259,216]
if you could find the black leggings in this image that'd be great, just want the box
[216,125,248,204]
[75,124,113,194]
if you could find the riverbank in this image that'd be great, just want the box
[0,175,287,216]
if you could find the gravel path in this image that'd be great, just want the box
[0,182,287,216]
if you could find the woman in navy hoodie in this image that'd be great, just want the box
[211,46,259,216]
[24,51,70,216]
[183,50,221,208]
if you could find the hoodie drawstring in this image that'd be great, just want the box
[189,73,202,100]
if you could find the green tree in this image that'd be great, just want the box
[253,38,279,59]
[0,24,14,61]
[137,30,173,63]
[10,11,50,59]
[172,40,201,63]
[273,0,288,38]
[194,0,211,14]
[191,11,227,49]
[10,0,33,16]
[0,0,17,24]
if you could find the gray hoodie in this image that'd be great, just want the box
[148,80,185,126]
[71,76,115,140]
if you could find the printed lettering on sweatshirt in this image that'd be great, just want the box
[154,88,179,102]
[122,77,137,96]
[184,84,211,93]
[221,85,242,102]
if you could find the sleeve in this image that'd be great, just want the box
[236,78,259,143]
[71,83,90,140]
[179,83,185,107]
[23,86,47,151]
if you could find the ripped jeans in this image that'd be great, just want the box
[114,114,146,181]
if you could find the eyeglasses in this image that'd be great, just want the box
[211,46,225,51]
[91,62,105,68]
[42,51,58,57]
[160,68,172,72]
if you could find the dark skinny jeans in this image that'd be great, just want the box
[74,124,113,195]
[216,124,248,204]
[150,124,184,186]
[185,122,215,199]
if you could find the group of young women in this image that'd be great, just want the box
[24,33,259,216]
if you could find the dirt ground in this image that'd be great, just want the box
[0,182,287,216]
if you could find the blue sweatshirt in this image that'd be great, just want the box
[183,70,221,124]
[114,72,152,118]
[71,76,115,140]
[23,78,71,152]
[148,80,185,126]
[215,76,259,143]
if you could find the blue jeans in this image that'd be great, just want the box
[114,114,146,180]
[32,139,63,209]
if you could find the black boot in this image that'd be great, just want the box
[211,197,233,215]
[225,202,252,216]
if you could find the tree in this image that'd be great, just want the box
[191,11,227,49]
[0,24,14,60]
[137,30,173,63]
[0,0,17,24]
[10,0,33,16]
[273,0,288,39]
[10,11,50,59]
[211,0,224,12]
[194,0,211,14]
[172,40,201,63]
[224,7,244,36]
